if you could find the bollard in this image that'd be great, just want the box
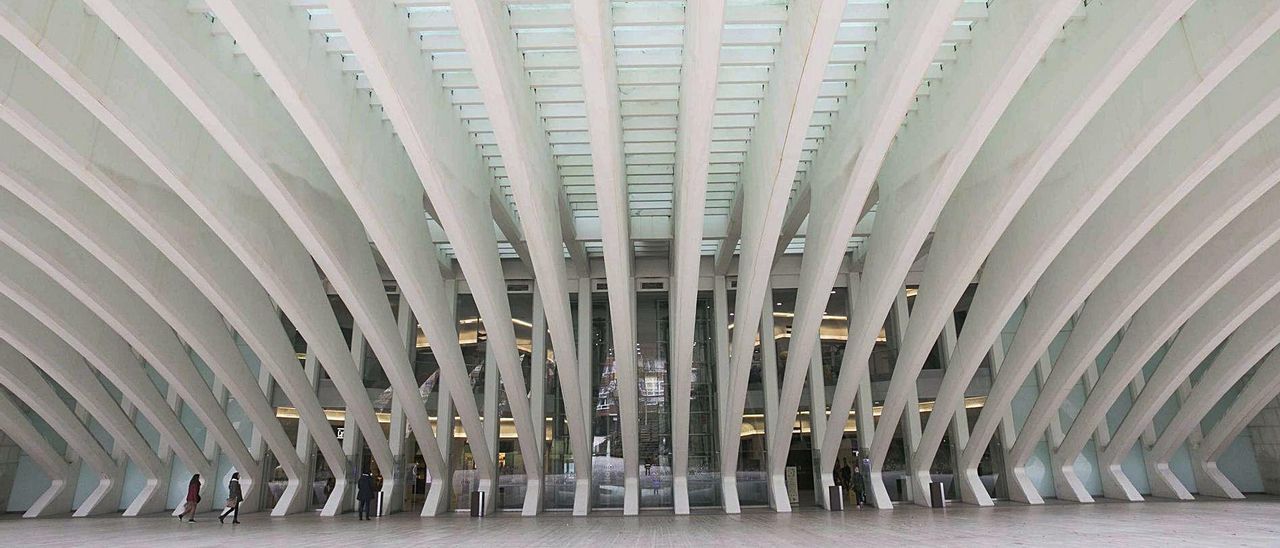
[929,482,945,508]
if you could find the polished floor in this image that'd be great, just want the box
[2,498,1279,547]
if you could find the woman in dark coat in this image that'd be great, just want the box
[180,474,201,522]
[219,472,243,524]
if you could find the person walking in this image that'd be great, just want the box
[356,472,375,521]
[838,460,853,504]
[851,466,866,508]
[179,474,201,522]
[219,472,243,524]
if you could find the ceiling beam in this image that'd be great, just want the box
[0,241,214,486]
[1100,243,1280,501]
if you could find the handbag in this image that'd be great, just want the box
[225,497,237,509]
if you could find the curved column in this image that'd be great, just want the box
[0,9,344,515]
[0,232,236,493]
[712,0,846,513]
[667,0,725,516]
[0,385,75,517]
[0,194,265,499]
[0,77,322,511]
[891,1,1168,505]
[0,299,168,516]
[83,0,432,506]
[449,0,607,514]
[0,0,382,516]
[946,0,1263,505]
[1051,203,1280,500]
[805,0,1078,510]
[1192,347,1280,499]
[199,0,531,516]
[780,0,975,511]
[1147,309,1280,500]
[1042,109,1280,502]
[918,1,1279,509]
[1097,236,1280,501]
[0,246,212,488]
[0,343,119,517]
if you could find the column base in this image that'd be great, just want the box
[1050,453,1094,503]
[1006,464,1044,505]
[956,466,993,506]
[1145,458,1193,500]
[321,476,351,517]
[909,469,932,508]
[866,471,892,509]
[721,475,740,514]
[572,476,592,516]
[1192,458,1244,499]
[1099,461,1144,502]
[25,469,75,518]
[767,472,791,512]
[522,476,543,516]
[623,476,639,515]
[272,477,307,516]
[74,474,121,517]
[673,476,690,515]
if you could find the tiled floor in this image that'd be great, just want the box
[2,497,1279,547]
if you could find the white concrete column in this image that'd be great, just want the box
[760,290,783,509]
[385,296,418,515]
[326,325,370,516]
[807,333,828,507]
[525,283,548,515]
[0,386,75,517]
[482,340,500,514]
[574,277,594,515]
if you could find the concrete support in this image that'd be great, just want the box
[0,385,76,517]
[717,0,846,514]
[668,0,726,516]
[526,285,547,516]
[0,311,166,516]
[574,277,594,515]
[0,0,354,515]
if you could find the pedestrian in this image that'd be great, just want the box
[357,472,375,521]
[851,467,866,508]
[179,474,201,522]
[838,460,853,503]
[219,472,243,524]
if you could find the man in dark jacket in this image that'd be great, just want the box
[357,472,375,520]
